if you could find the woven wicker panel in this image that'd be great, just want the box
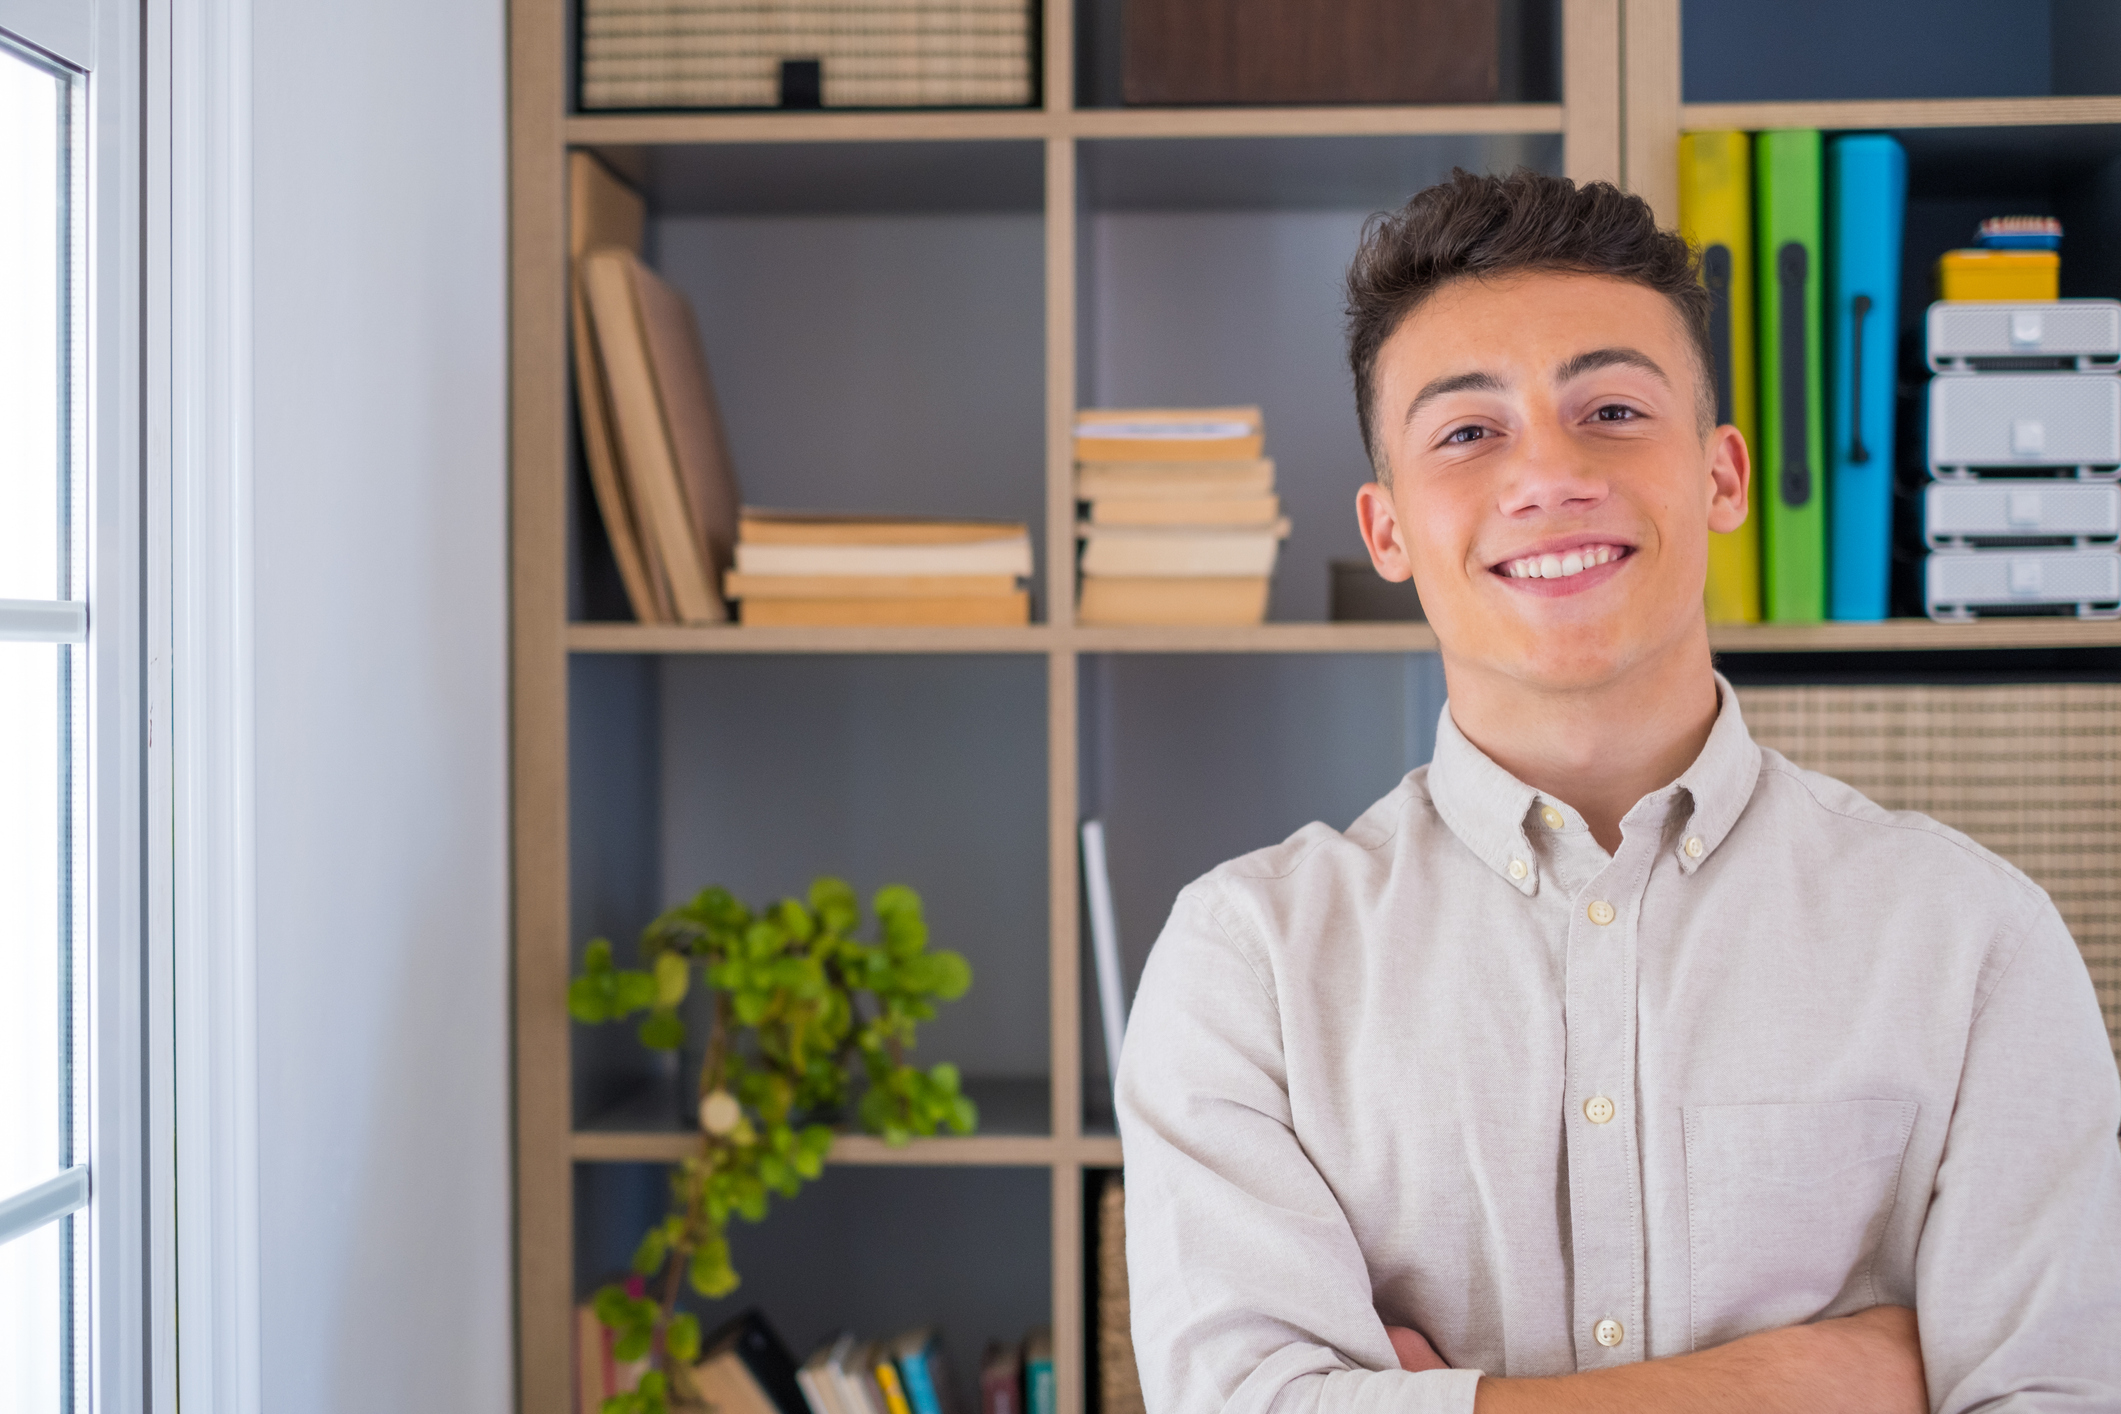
[1738,683,2121,1069]
[1099,1179,1146,1414]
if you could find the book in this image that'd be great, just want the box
[698,1309,813,1414]
[1022,1330,1053,1414]
[1097,1181,1146,1414]
[872,1349,915,1414]
[575,1302,649,1414]
[568,152,666,624]
[1076,576,1269,627]
[1754,128,1827,623]
[1086,495,1281,527]
[800,1335,857,1414]
[737,593,1030,627]
[1075,461,1275,499]
[724,573,1023,601]
[733,536,1033,578]
[692,1349,786,1414]
[1678,129,1761,624]
[1122,0,1497,105]
[978,1342,1022,1414]
[888,1329,953,1414]
[835,1341,891,1414]
[1826,134,1906,622]
[740,510,1033,546]
[581,248,734,623]
[633,252,742,600]
[1076,521,1289,578]
[1073,407,1264,463]
[1080,820,1127,1100]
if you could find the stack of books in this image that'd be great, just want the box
[575,1308,1053,1414]
[725,510,1033,627]
[577,1308,812,1414]
[1073,407,1289,626]
[796,1327,1054,1414]
[571,152,741,626]
[579,0,1035,111]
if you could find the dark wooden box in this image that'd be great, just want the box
[1123,0,1500,106]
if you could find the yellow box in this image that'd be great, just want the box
[1936,248,2060,301]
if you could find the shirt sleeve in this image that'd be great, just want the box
[1115,888,1483,1414]
[1917,896,2121,1412]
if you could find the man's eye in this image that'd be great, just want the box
[1593,404,1639,422]
[1444,425,1488,445]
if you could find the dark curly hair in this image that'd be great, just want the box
[1346,168,1714,482]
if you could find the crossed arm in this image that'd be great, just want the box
[1117,892,2121,1414]
[1384,1309,1927,1413]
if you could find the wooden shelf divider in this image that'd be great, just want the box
[565,619,2121,657]
[561,103,1566,150]
[1681,95,2121,134]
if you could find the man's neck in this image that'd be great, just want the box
[1441,633,1722,853]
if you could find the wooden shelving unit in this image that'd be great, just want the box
[510,2,2121,1411]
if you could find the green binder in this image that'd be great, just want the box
[1754,130,1826,622]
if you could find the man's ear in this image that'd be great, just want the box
[1706,423,1750,534]
[1355,480,1415,583]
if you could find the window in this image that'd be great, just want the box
[0,30,90,1414]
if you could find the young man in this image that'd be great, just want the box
[1115,170,2121,1414]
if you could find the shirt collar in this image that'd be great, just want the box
[1425,671,1762,894]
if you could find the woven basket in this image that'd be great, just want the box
[1098,1179,1146,1414]
[1739,682,2121,1071]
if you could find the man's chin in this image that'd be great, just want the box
[1445,614,1658,693]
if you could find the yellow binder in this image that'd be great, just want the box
[1679,131,1761,623]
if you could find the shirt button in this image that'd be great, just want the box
[1594,1318,1624,1348]
[1684,835,1705,859]
[1507,858,1529,881]
[1583,1095,1615,1124]
[1540,805,1565,830]
[1586,899,1615,926]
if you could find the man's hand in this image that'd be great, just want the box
[1382,1305,1926,1414]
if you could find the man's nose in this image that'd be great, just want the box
[1498,419,1607,518]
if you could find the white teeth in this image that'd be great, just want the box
[1502,545,1624,580]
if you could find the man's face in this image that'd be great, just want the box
[1355,270,1748,693]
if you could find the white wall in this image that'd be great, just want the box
[251,0,511,1407]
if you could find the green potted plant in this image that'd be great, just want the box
[569,877,977,1414]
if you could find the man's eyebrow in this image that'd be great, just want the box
[1554,346,1671,388]
[1404,369,1508,426]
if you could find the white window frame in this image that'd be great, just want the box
[153,0,263,1407]
[1,0,262,1408]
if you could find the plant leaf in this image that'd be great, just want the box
[666,1312,702,1364]
[637,1007,685,1051]
[654,950,690,1007]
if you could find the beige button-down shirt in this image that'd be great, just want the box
[1117,679,2121,1414]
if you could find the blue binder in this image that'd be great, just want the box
[1826,134,1907,620]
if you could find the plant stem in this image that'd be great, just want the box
[700,993,733,1099]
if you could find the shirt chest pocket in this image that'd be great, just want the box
[1683,1099,1918,1351]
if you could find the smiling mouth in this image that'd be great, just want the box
[1494,544,1632,581]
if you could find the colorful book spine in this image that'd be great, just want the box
[873,1356,915,1414]
[1023,1330,1053,1414]
[1679,129,1761,624]
[1826,133,1907,621]
[1755,128,1828,622]
[895,1339,945,1414]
